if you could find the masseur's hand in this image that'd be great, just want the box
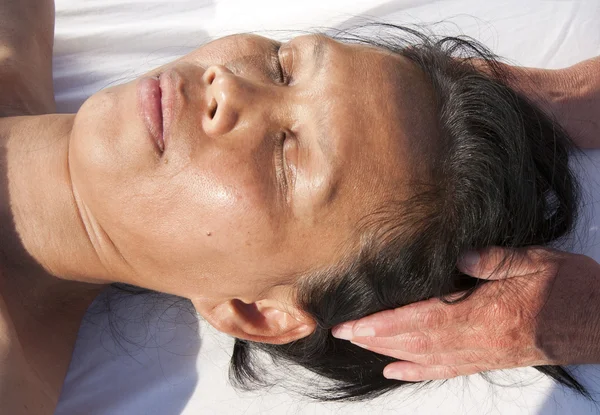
[485,57,600,149]
[521,57,600,149]
[467,56,600,149]
[332,247,600,381]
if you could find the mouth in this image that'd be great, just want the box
[138,76,165,153]
[159,70,178,153]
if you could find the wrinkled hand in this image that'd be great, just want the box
[332,247,600,381]
[552,57,600,149]
[469,58,600,149]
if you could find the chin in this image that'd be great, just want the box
[71,83,157,185]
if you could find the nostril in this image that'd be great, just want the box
[206,71,216,85]
[208,98,218,119]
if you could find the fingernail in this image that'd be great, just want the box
[383,367,404,380]
[353,326,375,337]
[331,323,353,340]
[459,251,480,270]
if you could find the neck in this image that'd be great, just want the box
[0,114,111,283]
[0,113,109,405]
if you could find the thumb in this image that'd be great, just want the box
[457,246,548,280]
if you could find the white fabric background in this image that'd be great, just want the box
[53,1,600,414]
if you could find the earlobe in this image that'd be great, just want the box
[204,298,315,344]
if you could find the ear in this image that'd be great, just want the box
[199,298,316,344]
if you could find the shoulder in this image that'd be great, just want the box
[0,277,33,413]
[0,291,22,413]
[0,0,56,117]
[0,288,13,354]
[0,46,56,117]
[0,290,55,414]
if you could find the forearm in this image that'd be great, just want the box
[501,58,600,149]
[558,57,600,149]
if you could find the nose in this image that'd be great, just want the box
[202,65,249,137]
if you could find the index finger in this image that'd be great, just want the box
[332,297,451,340]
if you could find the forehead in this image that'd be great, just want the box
[310,37,438,248]
[322,38,434,157]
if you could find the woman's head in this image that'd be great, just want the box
[71,22,584,399]
[68,31,441,342]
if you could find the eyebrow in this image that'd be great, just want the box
[311,36,327,77]
[310,38,333,162]
[309,37,338,205]
[315,98,333,163]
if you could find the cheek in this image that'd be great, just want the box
[122,158,272,267]
[171,160,270,238]
[169,161,280,260]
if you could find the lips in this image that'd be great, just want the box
[138,76,165,153]
[159,70,178,152]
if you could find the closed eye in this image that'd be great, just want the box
[269,41,291,85]
[267,42,285,84]
[274,131,289,194]
[277,45,288,85]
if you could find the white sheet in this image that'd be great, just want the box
[53,0,600,414]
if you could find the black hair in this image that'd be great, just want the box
[227,22,588,401]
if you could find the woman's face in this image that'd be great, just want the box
[68,33,436,315]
